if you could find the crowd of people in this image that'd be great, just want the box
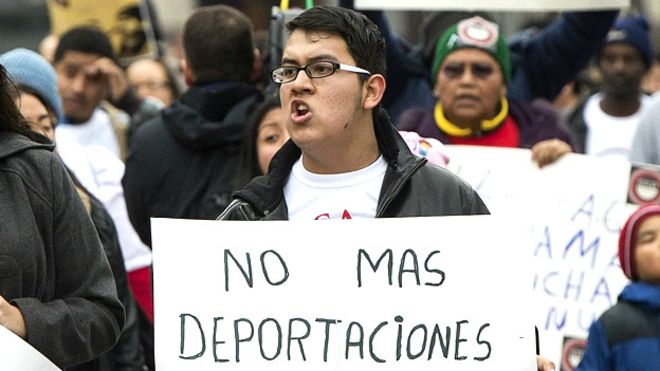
[0,1,659,370]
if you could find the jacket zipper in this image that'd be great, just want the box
[376,158,426,218]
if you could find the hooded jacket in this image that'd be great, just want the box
[218,108,489,220]
[123,81,261,246]
[577,282,660,371]
[0,132,124,368]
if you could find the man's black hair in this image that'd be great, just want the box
[54,26,116,64]
[183,5,255,84]
[286,6,386,80]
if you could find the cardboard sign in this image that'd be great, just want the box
[152,216,537,371]
[445,145,636,370]
[0,326,61,371]
[46,0,157,63]
[355,0,628,11]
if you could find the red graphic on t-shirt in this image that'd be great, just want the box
[314,210,353,220]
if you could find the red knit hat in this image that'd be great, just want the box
[618,204,660,280]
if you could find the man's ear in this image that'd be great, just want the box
[181,58,195,87]
[251,48,262,82]
[362,74,386,110]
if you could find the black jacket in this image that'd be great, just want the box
[219,108,489,220]
[123,81,261,246]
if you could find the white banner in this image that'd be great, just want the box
[0,325,61,371]
[153,216,537,371]
[355,0,629,11]
[445,145,636,370]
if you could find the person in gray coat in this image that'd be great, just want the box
[0,63,124,369]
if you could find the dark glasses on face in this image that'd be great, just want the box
[442,63,496,79]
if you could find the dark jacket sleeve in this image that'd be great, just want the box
[13,154,125,368]
[122,126,154,247]
[508,10,618,102]
[69,196,146,371]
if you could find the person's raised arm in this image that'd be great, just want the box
[508,10,618,102]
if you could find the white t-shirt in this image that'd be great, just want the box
[583,93,652,160]
[56,108,121,159]
[283,155,388,220]
[57,142,152,272]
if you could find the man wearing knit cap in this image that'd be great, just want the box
[576,204,660,371]
[398,16,574,167]
[566,14,654,160]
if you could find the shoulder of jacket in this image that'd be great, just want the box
[600,301,658,346]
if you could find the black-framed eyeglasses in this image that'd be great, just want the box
[272,61,371,84]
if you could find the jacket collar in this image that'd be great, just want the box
[620,281,660,312]
[233,107,422,216]
[0,132,53,160]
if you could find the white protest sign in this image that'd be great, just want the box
[0,325,61,371]
[355,0,628,11]
[445,145,636,370]
[153,216,536,371]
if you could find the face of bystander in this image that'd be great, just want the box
[127,59,175,106]
[15,92,56,141]
[55,51,108,123]
[256,107,289,175]
[634,214,660,284]
[434,48,506,130]
[598,43,648,98]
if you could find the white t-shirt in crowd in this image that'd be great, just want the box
[57,141,152,272]
[584,93,652,160]
[56,108,122,159]
[283,155,388,220]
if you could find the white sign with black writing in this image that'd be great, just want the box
[355,0,628,11]
[152,216,537,371]
[445,145,636,369]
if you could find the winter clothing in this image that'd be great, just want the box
[576,282,660,371]
[218,108,488,221]
[431,16,511,85]
[340,0,618,125]
[618,204,660,281]
[0,132,124,368]
[602,14,655,68]
[398,98,574,149]
[123,81,261,245]
[68,183,145,371]
[0,48,63,121]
